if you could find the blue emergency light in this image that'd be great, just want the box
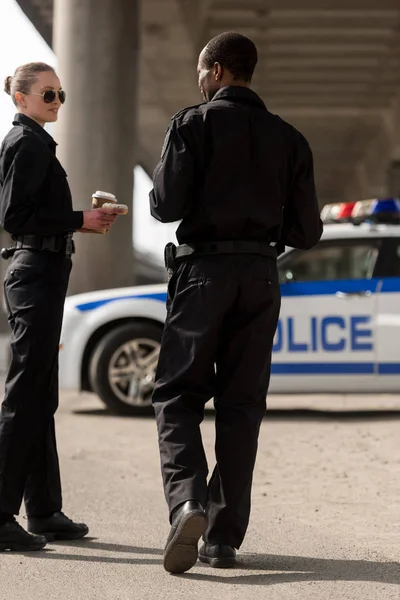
[370,198,400,215]
[360,197,400,224]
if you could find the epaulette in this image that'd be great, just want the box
[170,103,205,122]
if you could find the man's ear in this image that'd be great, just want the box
[214,62,223,81]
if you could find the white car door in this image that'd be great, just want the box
[269,237,382,394]
[375,236,400,391]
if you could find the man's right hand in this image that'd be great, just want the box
[82,208,117,231]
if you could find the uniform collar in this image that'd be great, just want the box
[13,113,56,148]
[211,86,266,108]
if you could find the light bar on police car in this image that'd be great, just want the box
[321,197,400,224]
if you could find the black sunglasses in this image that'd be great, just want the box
[30,90,66,104]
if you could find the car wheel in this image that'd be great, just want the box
[89,322,163,415]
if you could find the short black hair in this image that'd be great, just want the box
[203,32,258,82]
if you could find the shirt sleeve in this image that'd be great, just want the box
[0,136,83,236]
[149,119,194,223]
[281,133,323,250]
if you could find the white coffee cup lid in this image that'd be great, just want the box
[93,190,117,201]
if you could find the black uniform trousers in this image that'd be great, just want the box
[153,253,281,549]
[0,249,71,517]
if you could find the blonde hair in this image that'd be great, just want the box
[4,62,56,106]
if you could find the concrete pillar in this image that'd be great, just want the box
[53,0,139,294]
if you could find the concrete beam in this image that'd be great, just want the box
[16,0,53,46]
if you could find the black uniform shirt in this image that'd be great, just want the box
[150,86,322,250]
[0,113,83,236]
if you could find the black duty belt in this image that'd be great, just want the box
[175,240,277,260]
[1,233,75,260]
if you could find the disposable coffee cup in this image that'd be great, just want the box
[92,190,117,209]
[91,190,117,233]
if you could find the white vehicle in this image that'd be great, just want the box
[59,198,400,414]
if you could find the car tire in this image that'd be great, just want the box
[89,321,163,415]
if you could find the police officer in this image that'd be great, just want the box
[150,32,323,574]
[0,62,117,551]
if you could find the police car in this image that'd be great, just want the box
[59,198,400,414]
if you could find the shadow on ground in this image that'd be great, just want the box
[22,542,399,586]
[72,406,400,422]
[184,552,400,586]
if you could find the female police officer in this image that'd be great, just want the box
[0,62,116,551]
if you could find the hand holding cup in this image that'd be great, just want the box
[79,190,129,234]
[81,208,118,232]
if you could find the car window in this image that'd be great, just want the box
[383,240,400,276]
[279,240,380,283]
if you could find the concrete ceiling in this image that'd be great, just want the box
[16,0,400,204]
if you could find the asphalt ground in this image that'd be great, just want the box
[1,386,399,600]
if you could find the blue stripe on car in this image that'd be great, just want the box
[271,362,400,375]
[76,292,168,312]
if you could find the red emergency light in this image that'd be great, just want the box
[320,201,356,223]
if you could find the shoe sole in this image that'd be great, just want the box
[198,553,237,568]
[163,511,207,574]
[0,540,47,552]
[35,527,89,542]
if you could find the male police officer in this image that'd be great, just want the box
[149,32,323,574]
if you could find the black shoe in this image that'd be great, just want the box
[199,543,237,568]
[163,501,207,574]
[0,519,47,552]
[27,511,89,541]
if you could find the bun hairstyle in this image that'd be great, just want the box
[3,62,55,106]
[4,75,12,95]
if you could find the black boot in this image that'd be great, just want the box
[27,511,89,541]
[163,501,207,574]
[199,542,237,568]
[0,519,47,552]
